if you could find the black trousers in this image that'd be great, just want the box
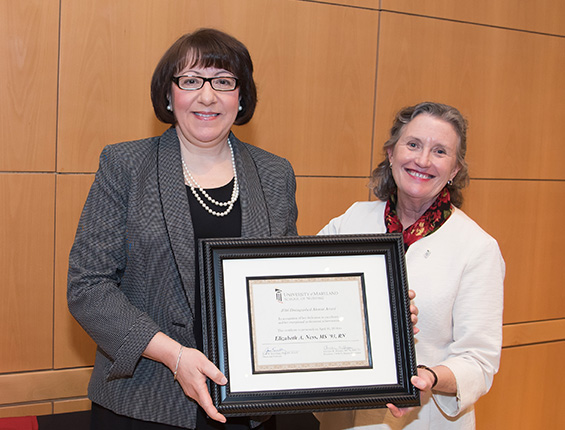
[90,403,276,430]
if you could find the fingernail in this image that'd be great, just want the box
[220,377,228,385]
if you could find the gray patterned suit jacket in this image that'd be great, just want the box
[67,127,298,428]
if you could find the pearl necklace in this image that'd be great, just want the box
[181,138,239,217]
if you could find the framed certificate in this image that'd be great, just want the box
[199,234,419,416]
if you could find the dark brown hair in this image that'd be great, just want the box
[151,28,257,125]
[369,102,470,207]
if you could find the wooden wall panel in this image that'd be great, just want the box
[0,174,55,372]
[232,1,379,177]
[475,342,565,429]
[58,0,379,177]
[463,180,564,324]
[296,177,371,235]
[373,12,565,180]
[0,0,58,171]
[57,0,169,173]
[54,175,97,369]
[381,0,565,36]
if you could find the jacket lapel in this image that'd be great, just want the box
[231,133,271,238]
[157,127,196,314]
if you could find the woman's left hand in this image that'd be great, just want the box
[386,369,433,418]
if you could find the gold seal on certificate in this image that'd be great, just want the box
[247,274,371,373]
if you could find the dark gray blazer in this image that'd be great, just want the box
[68,127,298,428]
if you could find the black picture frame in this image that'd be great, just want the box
[199,234,419,416]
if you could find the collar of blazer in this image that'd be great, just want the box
[157,127,271,312]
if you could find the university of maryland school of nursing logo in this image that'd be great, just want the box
[275,288,283,304]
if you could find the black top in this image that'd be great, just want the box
[186,178,242,241]
[186,179,241,352]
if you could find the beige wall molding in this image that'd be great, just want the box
[503,319,565,348]
[0,368,92,406]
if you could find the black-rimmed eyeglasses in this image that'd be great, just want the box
[172,76,239,92]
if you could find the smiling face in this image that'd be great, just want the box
[171,63,240,150]
[387,114,461,211]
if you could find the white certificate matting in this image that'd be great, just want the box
[222,254,397,393]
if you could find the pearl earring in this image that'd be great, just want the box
[238,105,243,112]
[167,103,173,112]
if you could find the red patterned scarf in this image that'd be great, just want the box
[385,187,453,251]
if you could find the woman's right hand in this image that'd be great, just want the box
[143,332,227,423]
[174,347,227,423]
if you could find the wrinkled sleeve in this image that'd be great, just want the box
[434,237,505,416]
[67,145,160,380]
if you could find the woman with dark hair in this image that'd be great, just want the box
[68,28,297,429]
[316,102,504,430]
